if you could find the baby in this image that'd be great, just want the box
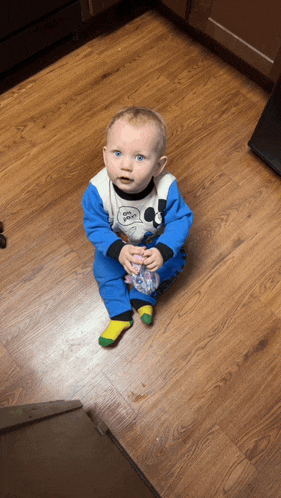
[82,106,193,346]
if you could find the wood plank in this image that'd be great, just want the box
[253,261,281,318]
[0,343,22,407]
[0,400,82,431]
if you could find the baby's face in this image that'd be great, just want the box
[103,120,167,194]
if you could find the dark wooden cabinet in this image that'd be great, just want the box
[87,0,122,17]
[187,0,281,82]
[1,0,72,38]
[160,0,189,19]
[0,0,83,73]
[1,0,280,85]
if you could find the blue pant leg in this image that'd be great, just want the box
[130,247,187,305]
[93,249,132,319]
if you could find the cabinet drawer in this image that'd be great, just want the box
[0,0,71,39]
[0,1,82,73]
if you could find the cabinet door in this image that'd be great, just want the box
[0,0,70,39]
[160,0,189,19]
[188,0,281,80]
[87,0,122,16]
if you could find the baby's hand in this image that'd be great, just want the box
[142,247,163,272]
[119,245,145,275]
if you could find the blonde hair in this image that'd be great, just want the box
[106,106,167,156]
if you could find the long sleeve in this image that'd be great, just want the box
[82,183,125,258]
[156,180,193,260]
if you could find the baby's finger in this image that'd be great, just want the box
[147,265,158,273]
[130,262,140,272]
[132,256,142,266]
[133,246,145,256]
[145,259,157,269]
[142,249,151,258]
[143,255,154,265]
[128,261,139,275]
[125,266,136,276]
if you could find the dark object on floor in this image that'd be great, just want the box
[249,74,281,176]
[0,222,6,248]
[0,400,161,497]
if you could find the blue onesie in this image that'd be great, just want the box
[82,167,193,320]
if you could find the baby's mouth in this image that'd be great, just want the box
[120,176,133,184]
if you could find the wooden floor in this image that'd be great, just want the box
[1,7,281,498]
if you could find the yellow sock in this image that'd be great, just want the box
[138,305,153,325]
[99,320,133,347]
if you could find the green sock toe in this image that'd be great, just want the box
[99,321,134,347]
[99,337,114,347]
[141,314,152,325]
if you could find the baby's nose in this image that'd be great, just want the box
[122,156,133,170]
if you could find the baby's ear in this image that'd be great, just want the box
[154,155,168,177]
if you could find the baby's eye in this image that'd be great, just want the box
[136,155,144,162]
[114,150,122,157]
